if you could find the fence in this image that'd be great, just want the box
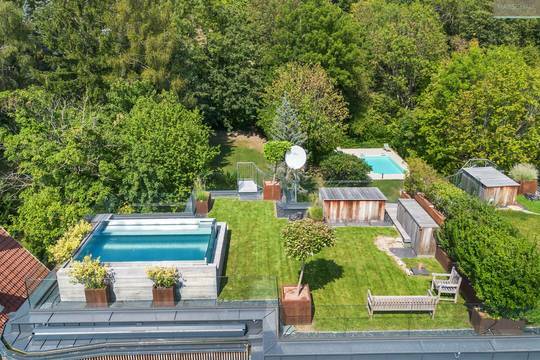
[236,162,266,191]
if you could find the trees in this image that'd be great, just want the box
[259,63,348,160]
[263,141,292,181]
[118,93,217,205]
[282,218,336,294]
[319,152,371,183]
[406,45,540,174]
[270,96,307,146]
[264,0,371,102]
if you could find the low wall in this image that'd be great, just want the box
[57,223,227,301]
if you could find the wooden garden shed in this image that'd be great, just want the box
[319,187,386,224]
[457,167,519,207]
[397,199,439,256]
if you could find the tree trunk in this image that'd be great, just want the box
[296,261,305,296]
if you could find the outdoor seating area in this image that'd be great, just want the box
[431,267,462,303]
[367,289,440,319]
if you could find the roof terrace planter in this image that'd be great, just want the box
[280,284,313,325]
[263,180,281,201]
[470,307,526,335]
[196,193,212,215]
[152,286,175,307]
[84,287,110,308]
[518,179,538,195]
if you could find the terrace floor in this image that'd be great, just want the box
[210,199,471,332]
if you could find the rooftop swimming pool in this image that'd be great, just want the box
[75,218,217,263]
[362,155,405,175]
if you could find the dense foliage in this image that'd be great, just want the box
[405,157,540,319]
[146,266,180,288]
[320,152,371,183]
[1,0,539,265]
[263,140,292,180]
[48,220,93,265]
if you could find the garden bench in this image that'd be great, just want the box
[431,266,462,303]
[366,289,440,319]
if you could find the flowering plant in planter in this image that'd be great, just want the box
[194,178,211,214]
[146,266,180,306]
[69,255,111,307]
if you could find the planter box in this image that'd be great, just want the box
[280,284,312,325]
[518,179,537,195]
[263,181,281,201]
[84,287,110,307]
[470,308,525,335]
[196,193,212,215]
[152,286,175,307]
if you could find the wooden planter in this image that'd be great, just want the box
[470,308,525,335]
[518,179,537,195]
[263,181,281,201]
[196,193,212,215]
[280,284,312,325]
[85,287,110,307]
[152,286,175,307]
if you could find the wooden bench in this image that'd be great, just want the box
[366,289,440,319]
[431,266,462,303]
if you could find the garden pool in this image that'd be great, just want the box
[362,155,405,175]
[75,219,216,263]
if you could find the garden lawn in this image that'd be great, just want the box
[516,195,540,214]
[371,179,403,202]
[210,198,470,331]
[499,210,540,243]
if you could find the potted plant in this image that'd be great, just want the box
[69,255,111,307]
[194,178,211,215]
[510,163,538,195]
[146,266,179,307]
[281,218,336,325]
[263,140,291,201]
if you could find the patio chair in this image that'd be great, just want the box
[383,143,391,152]
[431,266,462,303]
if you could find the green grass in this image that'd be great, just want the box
[210,198,470,331]
[371,180,403,202]
[516,195,540,214]
[402,258,446,274]
[499,210,540,243]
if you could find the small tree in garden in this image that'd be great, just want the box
[282,219,336,295]
[264,140,292,181]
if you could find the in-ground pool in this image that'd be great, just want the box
[75,218,216,263]
[362,155,405,175]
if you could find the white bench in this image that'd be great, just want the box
[431,266,462,303]
[366,289,440,319]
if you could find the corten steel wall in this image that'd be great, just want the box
[414,193,445,225]
[396,204,436,256]
[322,200,385,223]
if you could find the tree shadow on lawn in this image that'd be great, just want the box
[303,258,344,291]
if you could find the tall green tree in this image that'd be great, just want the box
[405,45,540,174]
[259,63,348,160]
[117,93,218,204]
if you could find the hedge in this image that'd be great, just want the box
[405,157,540,319]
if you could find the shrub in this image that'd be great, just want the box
[319,151,371,183]
[264,140,292,181]
[146,266,179,288]
[282,218,336,293]
[307,206,323,221]
[193,178,209,201]
[406,156,540,319]
[509,163,538,181]
[70,255,110,289]
[47,220,93,265]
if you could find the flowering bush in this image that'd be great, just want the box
[146,266,179,288]
[70,255,110,289]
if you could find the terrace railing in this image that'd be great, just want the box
[236,162,266,192]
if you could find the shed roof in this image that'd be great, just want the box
[398,199,439,228]
[319,187,387,201]
[462,167,519,188]
[0,228,49,331]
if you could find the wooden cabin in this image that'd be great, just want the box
[319,187,386,224]
[456,167,519,207]
[397,199,439,256]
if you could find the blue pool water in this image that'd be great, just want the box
[362,155,405,175]
[75,220,215,262]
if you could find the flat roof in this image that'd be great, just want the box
[398,199,439,228]
[319,187,387,201]
[462,167,519,187]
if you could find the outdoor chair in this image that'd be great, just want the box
[431,266,462,303]
[383,143,391,152]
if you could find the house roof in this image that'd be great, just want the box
[398,199,439,228]
[319,187,387,201]
[462,167,519,188]
[0,228,49,331]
